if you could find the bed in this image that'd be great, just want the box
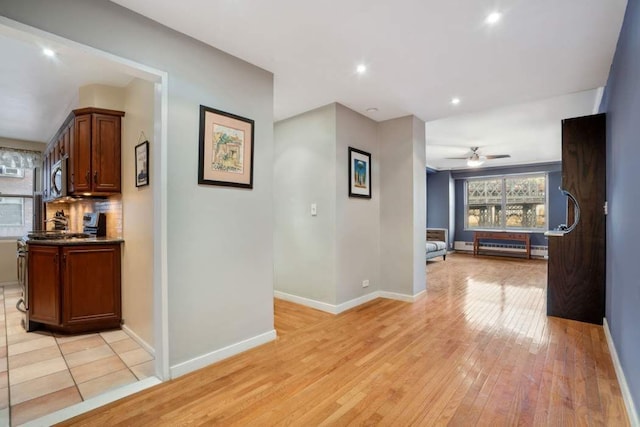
[426,228,448,261]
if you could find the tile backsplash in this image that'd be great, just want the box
[45,195,122,237]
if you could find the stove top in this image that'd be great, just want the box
[25,231,91,241]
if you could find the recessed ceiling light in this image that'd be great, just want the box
[42,48,56,57]
[451,97,461,105]
[356,64,367,74]
[366,107,378,113]
[486,12,502,25]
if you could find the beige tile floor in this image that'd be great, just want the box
[0,284,155,426]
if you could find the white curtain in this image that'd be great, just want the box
[0,147,42,169]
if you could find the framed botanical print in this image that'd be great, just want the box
[198,105,255,188]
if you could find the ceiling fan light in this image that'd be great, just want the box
[467,158,484,167]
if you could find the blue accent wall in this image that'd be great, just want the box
[451,163,563,247]
[426,170,455,247]
[599,0,640,410]
[426,170,451,228]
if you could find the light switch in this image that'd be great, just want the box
[311,203,317,216]
[604,201,608,215]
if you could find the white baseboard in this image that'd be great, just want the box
[604,318,639,426]
[122,324,155,357]
[274,291,339,314]
[275,289,422,314]
[169,329,277,379]
[24,376,162,427]
[334,292,380,313]
[379,289,424,302]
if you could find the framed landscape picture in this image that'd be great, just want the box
[198,105,255,188]
[348,147,371,199]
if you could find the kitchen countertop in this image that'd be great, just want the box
[25,236,124,245]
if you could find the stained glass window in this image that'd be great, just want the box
[465,174,546,231]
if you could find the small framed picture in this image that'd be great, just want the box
[348,147,371,199]
[198,105,255,189]
[135,140,149,187]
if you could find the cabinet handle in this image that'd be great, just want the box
[70,173,74,185]
[54,254,58,263]
[85,171,90,184]
[63,254,66,265]
[94,171,98,184]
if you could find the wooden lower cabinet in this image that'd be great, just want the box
[28,245,61,325]
[28,243,121,333]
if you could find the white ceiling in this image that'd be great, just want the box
[0,26,137,143]
[108,0,626,169]
[425,88,601,170]
[110,0,626,123]
[0,1,628,169]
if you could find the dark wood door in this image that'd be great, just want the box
[28,245,60,325]
[72,114,92,193]
[547,113,606,324]
[62,244,121,328]
[91,114,121,193]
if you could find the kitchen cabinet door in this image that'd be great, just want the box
[91,114,121,193]
[62,244,121,328]
[66,121,76,192]
[72,114,92,193]
[28,245,60,325]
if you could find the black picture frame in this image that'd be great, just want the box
[198,105,255,189]
[135,140,149,187]
[348,147,372,199]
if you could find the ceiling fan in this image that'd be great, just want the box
[446,147,511,167]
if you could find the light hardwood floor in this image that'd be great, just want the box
[59,253,629,426]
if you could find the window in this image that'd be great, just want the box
[465,174,547,231]
[0,148,41,238]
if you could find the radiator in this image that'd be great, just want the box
[453,241,548,258]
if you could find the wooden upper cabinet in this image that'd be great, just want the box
[67,108,125,196]
[71,113,92,193]
[91,113,122,193]
[66,121,75,192]
[46,107,124,197]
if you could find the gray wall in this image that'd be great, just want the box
[275,106,425,305]
[600,0,640,410]
[0,0,275,368]
[274,103,382,306]
[273,105,337,304]
[379,116,426,296]
[452,163,563,247]
[335,104,380,304]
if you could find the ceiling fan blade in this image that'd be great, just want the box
[485,154,511,159]
[445,157,471,160]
